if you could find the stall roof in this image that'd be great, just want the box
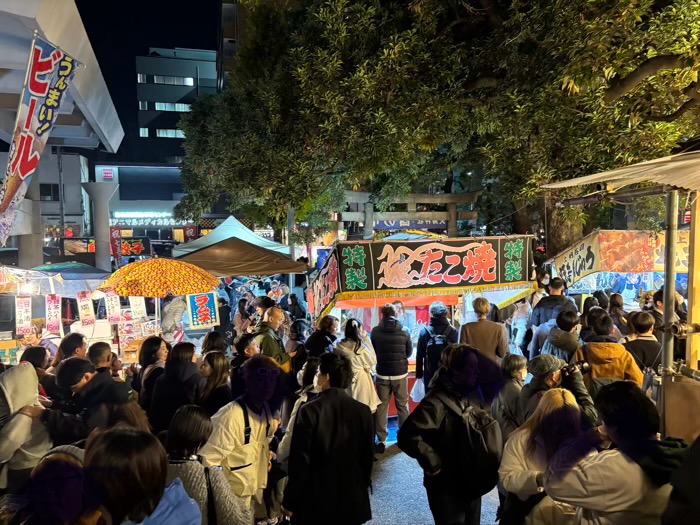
[172,216,291,258]
[177,236,307,277]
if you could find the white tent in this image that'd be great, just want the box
[172,216,291,258]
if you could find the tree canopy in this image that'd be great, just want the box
[178,0,700,251]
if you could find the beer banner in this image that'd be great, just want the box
[77,291,95,327]
[187,292,219,330]
[105,291,121,324]
[0,36,79,245]
[14,296,32,336]
[129,296,148,320]
[45,294,61,334]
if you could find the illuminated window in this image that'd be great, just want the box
[154,102,191,112]
[156,129,185,138]
[153,76,194,86]
[138,101,148,110]
[137,73,147,83]
[139,127,149,137]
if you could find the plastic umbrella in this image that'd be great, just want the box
[98,258,219,298]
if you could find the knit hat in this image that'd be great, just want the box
[529,355,566,379]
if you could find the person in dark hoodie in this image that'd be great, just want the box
[623,311,662,371]
[519,354,598,427]
[662,435,700,525]
[398,344,497,525]
[305,315,339,358]
[540,310,581,362]
[545,381,688,525]
[20,357,133,446]
[371,304,413,453]
[415,301,458,390]
[523,278,577,357]
[149,342,203,433]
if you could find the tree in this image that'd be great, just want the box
[179,0,700,255]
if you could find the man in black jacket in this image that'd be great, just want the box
[370,303,413,452]
[523,277,577,356]
[21,357,132,445]
[284,353,374,525]
[416,301,458,390]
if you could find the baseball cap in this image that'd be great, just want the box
[529,355,566,379]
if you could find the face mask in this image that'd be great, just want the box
[542,277,550,286]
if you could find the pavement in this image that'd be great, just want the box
[370,440,499,525]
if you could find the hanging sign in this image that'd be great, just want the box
[129,296,148,320]
[186,292,219,330]
[14,296,33,336]
[0,36,80,245]
[105,291,121,324]
[110,227,123,268]
[77,291,95,327]
[45,294,62,334]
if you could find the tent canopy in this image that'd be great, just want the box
[32,262,110,280]
[172,216,291,258]
[178,236,307,277]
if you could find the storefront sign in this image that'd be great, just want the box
[45,294,61,334]
[14,296,33,335]
[309,249,340,316]
[129,296,148,320]
[652,231,690,274]
[77,291,95,327]
[61,237,151,256]
[554,233,601,285]
[374,220,448,231]
[187,292,219,329]
[0,37,79,246]
[102,169,113,181]
[105,291,121,324]
[333,237,531,293]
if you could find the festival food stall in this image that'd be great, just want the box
[308,237,535,412]
[548,230,690,310]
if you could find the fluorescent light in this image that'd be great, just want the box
[114,211,172,219]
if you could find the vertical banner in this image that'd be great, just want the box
[14,296,33,335]
[45,294,62,334]
[186,292,220,330]
[77,291,96,327]
[105,291,121,324]
[0,36,80,245]
[110,227,122,269]
[129,296,148,320]
[183,226,198,243]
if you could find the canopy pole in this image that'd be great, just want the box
[288,205,295,289]
[662,190,679,373]
[687,192,700,368]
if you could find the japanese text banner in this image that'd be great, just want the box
[0,36,80,245]
[187,292,220,330]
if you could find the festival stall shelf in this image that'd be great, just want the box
[549,230,690,308]
[98,258,220,362]
[308,237,535,414]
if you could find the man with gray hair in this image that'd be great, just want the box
[416,301,458,389]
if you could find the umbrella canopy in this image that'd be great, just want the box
[32,262,110,280]
[179,236,308,277]
[98,258,219,298]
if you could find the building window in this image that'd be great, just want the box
[137,73,147,83]
[139,127,149,137]
[138,101,148,110]
[40,184,60,201]
[154,102,191,112]
[153,75,194,86]
[156,129,185,138]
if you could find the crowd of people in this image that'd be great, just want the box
[0,275,697,525]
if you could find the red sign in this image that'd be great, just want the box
[309,250,340,317]
[183,225,198,242]
[110,227,122,268]
[102,169,113,181]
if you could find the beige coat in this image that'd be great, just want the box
[460,319,508,385]
[335,336,381,413]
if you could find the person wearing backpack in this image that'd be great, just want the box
[459,298,508,406]
[416,302,458,390]
[398,344,503,525]
[573,312,643,396]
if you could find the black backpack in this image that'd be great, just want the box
[433,391,503,498]
[425,325,453,382]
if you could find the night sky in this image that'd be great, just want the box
[75,0,220,160]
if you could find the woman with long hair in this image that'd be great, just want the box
[305,315,339,358]
[150,343,202,433]
[334,318,380,413]
[132,336,167,413]
[608,293,629,336]
[165,406,248,524]
[499,388,586,525]
[84,427,200,524]
[198,351,233,417]
[287,319,309,390]
[492,353,528,442]
[233,298,251,337]
[202,331,227,355]
[580,297,599,329]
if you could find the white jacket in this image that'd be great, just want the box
[200,400,273,506]
[500,429,577,525]
[334,337,381,413]
[545,447,672,525]
[0,363,52,488]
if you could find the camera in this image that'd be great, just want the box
[561,361,591,377]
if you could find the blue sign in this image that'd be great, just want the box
[374,220,447,231]
[186,292,220,329]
